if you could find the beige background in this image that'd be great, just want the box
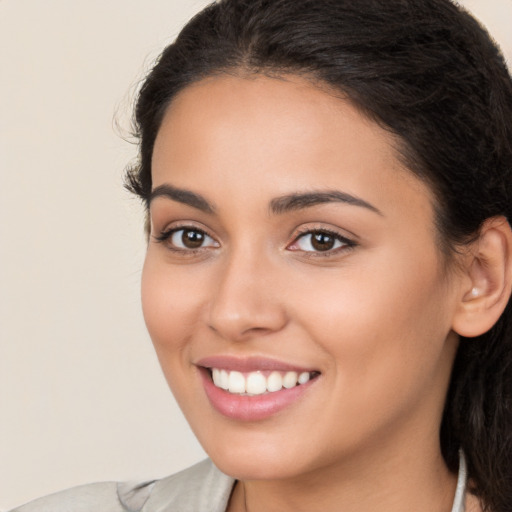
[1,1,511,509]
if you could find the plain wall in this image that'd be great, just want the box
[1,0,511,509]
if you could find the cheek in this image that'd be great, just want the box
[287,267,454,451]
[141,255,206,359]
[141,254,218,427]
[290,248,453,396]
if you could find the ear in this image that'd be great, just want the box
[452,216,512,338]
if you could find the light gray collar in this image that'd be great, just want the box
[451,450,467,512]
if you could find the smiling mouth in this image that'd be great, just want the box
[206,368,320,396]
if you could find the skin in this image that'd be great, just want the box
[142,74,477,512]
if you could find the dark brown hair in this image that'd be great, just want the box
[126,1,512,509]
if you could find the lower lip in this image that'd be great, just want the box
[199,368,317,421]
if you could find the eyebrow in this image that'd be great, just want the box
[270,191,382,216]
[149,184,215,213]
[149,184,382,217]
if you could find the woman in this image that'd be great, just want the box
[12,0,512,511]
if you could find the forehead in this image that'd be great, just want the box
[152,73,433,220]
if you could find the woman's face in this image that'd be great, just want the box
[143,74,462,480]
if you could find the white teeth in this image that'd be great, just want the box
[267,371,283,392]
[219,369,229,390]
[228,371,246,393]
[210,368,316,395]
[298,371,310,384]
[212,368,230,390]
[246,372,267,395]
[283,371,298,389]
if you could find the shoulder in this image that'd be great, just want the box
[141,458,235,512]
[9,459,235,512]
[8,481,123,512]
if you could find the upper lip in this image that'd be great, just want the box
[196,355,318,373]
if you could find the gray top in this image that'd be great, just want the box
[9,460,234,512]
[9,452,468,512]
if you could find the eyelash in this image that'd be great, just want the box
[154,225,357,257]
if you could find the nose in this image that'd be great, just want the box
[207,250,288,341]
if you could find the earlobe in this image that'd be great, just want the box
[452,216,512,338]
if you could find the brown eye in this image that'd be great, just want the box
[311,232,336,251]
[181,229,205,249]
[166,228,218,250]
[289,229,352,254]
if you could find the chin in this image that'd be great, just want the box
[211,453,305,482]
[195,427,318,481]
